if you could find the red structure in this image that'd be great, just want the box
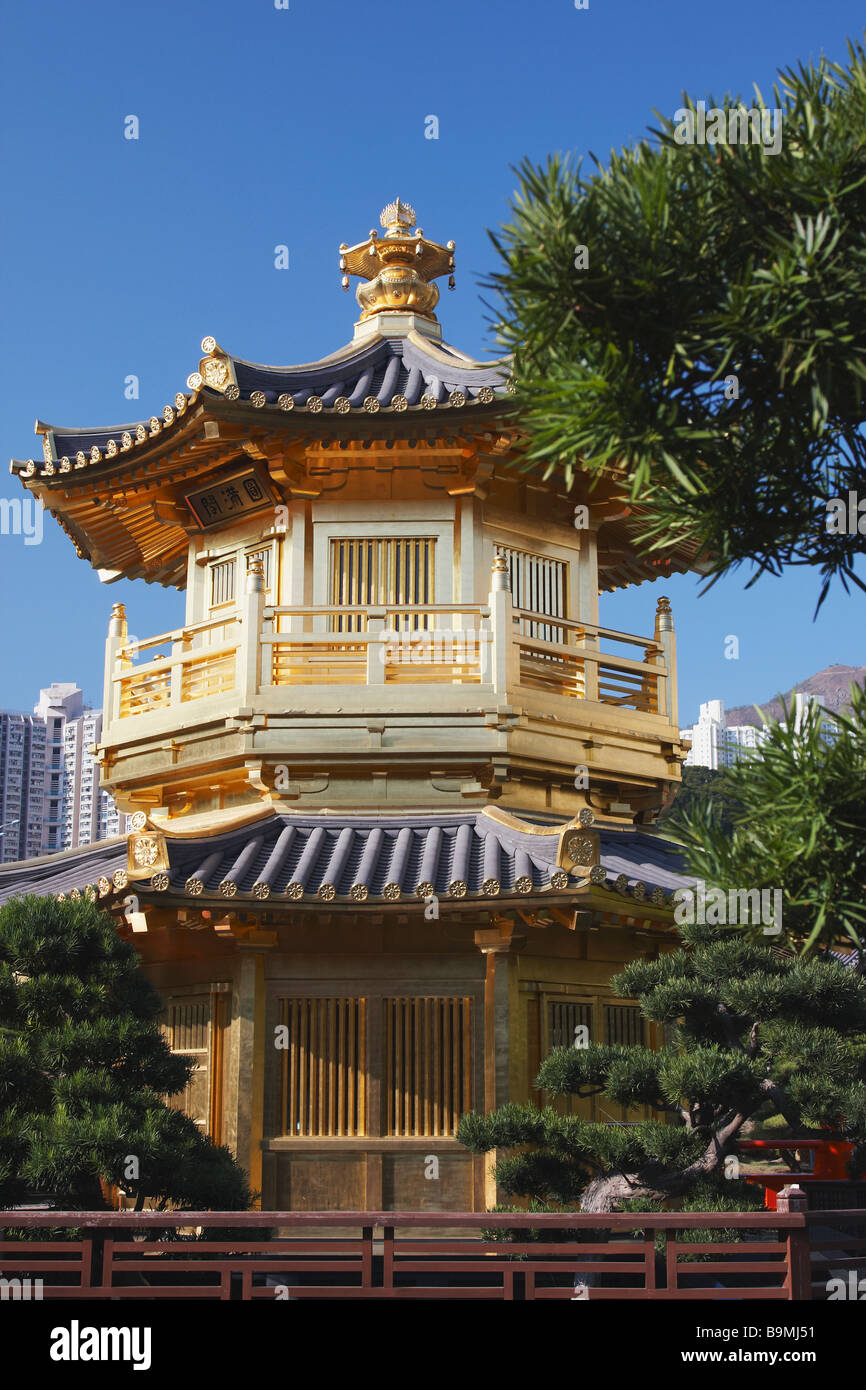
[739,1138,855,1210]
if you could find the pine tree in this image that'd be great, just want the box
[486,39,866,605]
[459,924,866,1213]
[669,685,866,954]
[0,894,250,1212]
[656,766,744,839]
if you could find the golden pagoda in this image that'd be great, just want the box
[4,202,696,1212]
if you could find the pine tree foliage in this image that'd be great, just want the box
[657,767,744,838]
[669,684,866,953]
[486,38,866,606]
[459,922,866,1213]
[0,894,251,1212]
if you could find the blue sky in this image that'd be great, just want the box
[1,0,863,723]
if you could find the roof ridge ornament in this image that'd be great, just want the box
[339,199,455,329]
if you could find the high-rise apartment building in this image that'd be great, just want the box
[793,691,840,744]
[680,700,770,769]
[681,692,838,770]
[34,683,129,853]
[0,712,46,861]
[0,684,128,861]
[62,706,102,849]
[36,682,79,853]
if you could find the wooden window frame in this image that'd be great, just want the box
[279,997,367,1138]
[527,988,654,1123]
[384,996,472,1138]
[208,556,237,611]
[273,992,476,1141]
[313,520,453,610]
[162,995,212,1133]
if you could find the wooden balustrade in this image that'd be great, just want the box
[263,605,491,687]
[113,619,241,724]
[105,595,672,724]
[514,608,664,712]
[0,1205,827,1300]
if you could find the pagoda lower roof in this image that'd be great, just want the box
[0,809,692,912]
[0,838,128,904]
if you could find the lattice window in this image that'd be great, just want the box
[329,537,436,632]
[604,1004,646,1047]
[547,999,594,1050]
[385,996,471,1137]
[280,998,366,1137]
[496,545,567,641]
[163,998,210,1130]
[166,1000,209,1051]
[209,557,236,608]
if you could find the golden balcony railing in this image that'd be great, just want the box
[111,614,241,724]
[514,609,664,713]
[101,571,677,737]
[264,604,490,687]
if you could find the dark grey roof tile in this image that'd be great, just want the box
[0,812,693,909]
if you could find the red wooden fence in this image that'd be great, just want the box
[1,1189,846,1300]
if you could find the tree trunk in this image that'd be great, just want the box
[579,1171,678,1213]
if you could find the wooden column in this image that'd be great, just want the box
[654,596,678,727]
[778,1184,812,1301]
[475,918,525,1210]
[575,524,599,626]
[488,555,518,696]
[224,934,275,1207]
[240,560,265,704]
[208,982,230,1145]
[102,601,127,735]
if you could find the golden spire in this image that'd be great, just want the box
[339,199,456,323]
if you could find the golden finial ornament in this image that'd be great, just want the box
[380,198,416,230]
[339,199,456,322]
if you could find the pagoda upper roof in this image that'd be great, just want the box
[8,321,517,587]
[8,194,705,591]
[15,329,511,474]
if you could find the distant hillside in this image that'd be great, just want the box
[725,664,866,728]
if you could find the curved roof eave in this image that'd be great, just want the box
[0,807,692,911]
[12,331,515,483]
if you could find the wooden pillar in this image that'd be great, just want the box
[483,949,498,1113]
[240,560,265,704]
[778,1184,811,1301]
[103,601,127,735]
[576,523,599,626]
[364,994,384,1208]
[654,596,678,727]
[457,495,475,603]
[225,936,274,1207]
[475,918,525,1209]
[208,982,230,1145]
[488,555,518,696]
